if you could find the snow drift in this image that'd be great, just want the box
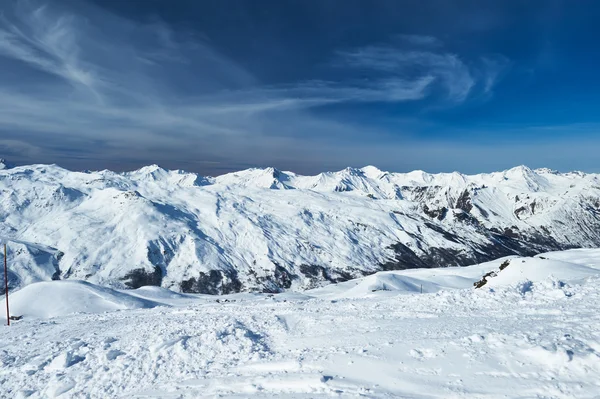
[308,251,600,299]
[7,280,163,318]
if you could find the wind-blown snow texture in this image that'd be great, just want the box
[1,161,600,293]
[1,249,600,398]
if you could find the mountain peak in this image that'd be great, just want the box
[505,165,534,174]
[0,158,12,170]
[503,165,538,180]
[360,165,384,178]
[339,167,365,177]
[137,164,166,173]
[263,167,282,178]
[129,164,169,180]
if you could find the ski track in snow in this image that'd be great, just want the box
[1,250,600,398]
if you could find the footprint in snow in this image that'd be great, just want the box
[103,337,118,350]
[106,349,125,361]
[45,351,85,371]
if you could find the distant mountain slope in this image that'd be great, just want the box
[1,163,599,293]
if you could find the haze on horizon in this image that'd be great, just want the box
[1,0,599,176]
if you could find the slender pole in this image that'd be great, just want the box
[4,244,9,326]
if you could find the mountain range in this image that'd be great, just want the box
[1,159,599,294]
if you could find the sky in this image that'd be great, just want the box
[0,0,599,175]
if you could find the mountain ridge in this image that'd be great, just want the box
[1,162,599,294]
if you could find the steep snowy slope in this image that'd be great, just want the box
[0,239,60,294]
[0,162,599,293]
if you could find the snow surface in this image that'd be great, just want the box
[1,163,600,294]
[7,281,163,319]
[1,248,600,398]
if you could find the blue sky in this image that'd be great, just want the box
[0,0,599,175]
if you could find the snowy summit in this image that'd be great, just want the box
[0,163,599,294]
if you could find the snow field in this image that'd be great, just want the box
[1,249,600,398]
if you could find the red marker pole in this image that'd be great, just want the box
[4,243,9,326]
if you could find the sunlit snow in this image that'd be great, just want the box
[1,249,600,398]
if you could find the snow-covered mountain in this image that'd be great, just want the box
[1,162,599,294]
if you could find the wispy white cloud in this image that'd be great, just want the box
[0,0,512,173]
[199,76,436,114]
[0,4,103,96]
[337,46,479,102]
[0,138,42,157]
[479,55,511,93]
[281,76,435,103]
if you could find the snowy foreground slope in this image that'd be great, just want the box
[1,248,600,398]
[1,160,600,293]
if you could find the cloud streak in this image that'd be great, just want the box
[336,45,503,102]
[0,4,102,96]
[0,0,511,174]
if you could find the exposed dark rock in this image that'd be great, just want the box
[503,227,519,238]
[423,222,461,243]
[380,243,429,270]
[514,206,528,219]
[51,250,63,280]
[122,266,163,289]
[400,185,442,202]
[455,190,473,213]
[378,223,573,273]
[299,264,356,286]
[299,264,327,280]
[453,210,480,226]
[329,269,356,282]
[273,264,294,289]
[0,274,17,296]
[473,204,489,219]
[474,270,497,289]
[253,263,298,294]
[474,259,510,288]
[479,234,538,259]
[422,247,475,266]
[51,270,61,281]
[334,184,352,192]
[423,205,447,220]
[180,269,242,294]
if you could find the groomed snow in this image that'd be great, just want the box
[1,248,600,398]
